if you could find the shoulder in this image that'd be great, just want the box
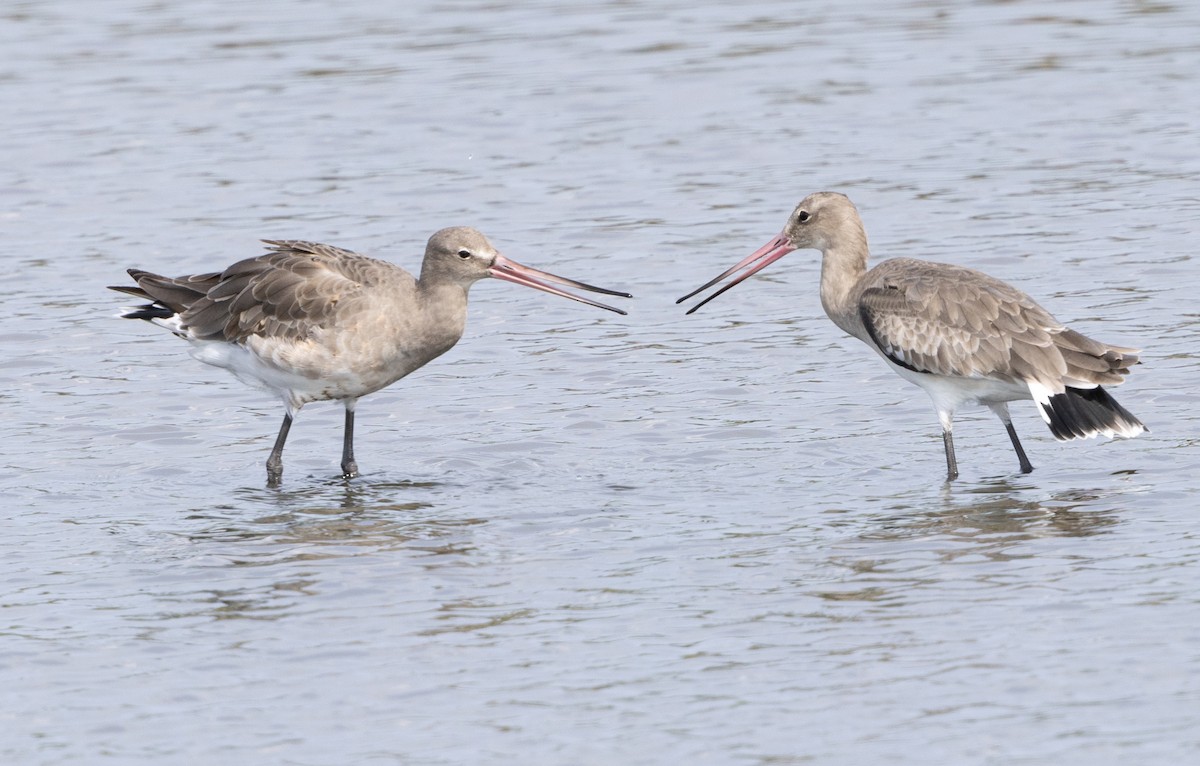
[863,258,1052,316]
[256,240,405,285]
[182,241,409,343]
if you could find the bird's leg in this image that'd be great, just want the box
[340,400,359,479]
[267,412,294,486]
[937,410,959,481]
[1004,422,1034,474]
[988,403,1034,474]
[942,429,959,481]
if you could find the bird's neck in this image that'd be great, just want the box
[819,240,870,338]
[418,272,470,302]
[415,276,471,344]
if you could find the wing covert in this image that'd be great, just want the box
[181,240,384,343]
[856,260,1063,381]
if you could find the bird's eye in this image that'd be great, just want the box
[457,249,471,259]
[796,210,811,223]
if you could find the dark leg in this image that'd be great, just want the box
[341,407,359,479]
[267,412,293,486]
[942,429,959,481]
[1004,421,1035,474]
[988,403,1034,475]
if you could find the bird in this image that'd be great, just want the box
[111,227,631,484]
[677,191,1145,480]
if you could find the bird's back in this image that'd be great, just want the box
[179,241,409,344]
[854,258,1136,390]
[114,241,462,407]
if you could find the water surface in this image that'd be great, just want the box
[3,1,1199,763]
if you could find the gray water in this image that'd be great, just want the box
[3,1,1199,763]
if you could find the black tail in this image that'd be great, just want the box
[109,268,219,321]
[118,304,175,321]
[1040,385,1146,441]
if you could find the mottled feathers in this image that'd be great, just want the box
[857,258,1138,393]
[115,241,406,345]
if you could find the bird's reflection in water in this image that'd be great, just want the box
[807,474,1139,604]
[148,477,485,623]
[183,475,484,558]
[953,479,1117,538]
[836,471,1138,547]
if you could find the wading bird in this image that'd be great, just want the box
[112,227,630,484]
[678,192,1144,480]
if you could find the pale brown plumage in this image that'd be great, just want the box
[856,258,1139,389]
[117,241,386,345]
[679,191,1145,480]
[112,228,630,484]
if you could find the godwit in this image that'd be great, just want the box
[678,192,1144,480]
[112,227,631,484]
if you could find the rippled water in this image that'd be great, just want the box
[3,1,1199,763]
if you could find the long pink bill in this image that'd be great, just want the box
[489,254,632,315]
[676,233,796,315]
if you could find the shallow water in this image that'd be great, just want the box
[3,0,1199,763]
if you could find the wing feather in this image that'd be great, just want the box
[176,240,407,343]
[857,259,1061,382]
[856,258,1141,391]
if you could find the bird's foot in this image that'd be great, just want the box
[266,457,284,487]
[340,460,359,480]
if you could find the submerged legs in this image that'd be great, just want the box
[989,403,1034,474]
[341,404,359,479]
[263,400,359,485]
[262,403,355,485]
[266,412,294,486]
[936,403,1036,481]
[941,429,959,481]
[937,409,959,481]
[1002,421,1034,474]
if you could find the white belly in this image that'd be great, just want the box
[885,358,1031,415]
[187,337,415,410]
